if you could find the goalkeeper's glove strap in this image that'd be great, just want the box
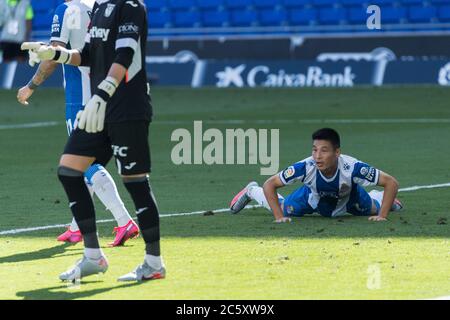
[96,76,119,101]
[52,48,72,64]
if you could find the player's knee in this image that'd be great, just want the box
[57,166,84,179]
[121,174,148,184]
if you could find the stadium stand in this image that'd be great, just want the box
[28,0,450,38]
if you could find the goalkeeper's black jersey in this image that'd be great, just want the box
[82,0,152,123]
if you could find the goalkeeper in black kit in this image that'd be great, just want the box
[21,0,165,282]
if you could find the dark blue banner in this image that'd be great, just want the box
[1,58,450,88]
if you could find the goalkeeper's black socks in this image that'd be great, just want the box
[124,176,161,256]
[57,166,99,249]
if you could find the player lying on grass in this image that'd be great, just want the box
[230,128,403,222]
[17,0,139,246]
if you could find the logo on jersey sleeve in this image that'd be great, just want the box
[119,23,139,34]
[52,15,60,33]
[283,166,295,180]
[360,166,377,182]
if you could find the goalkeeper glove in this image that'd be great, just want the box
[76,77,118,133]
[21,42,76,65]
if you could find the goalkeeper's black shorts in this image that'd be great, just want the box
[63,120,151,175]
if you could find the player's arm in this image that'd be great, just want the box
[77,0,145,133]
[370,171,399,221]
[17,41,65,106]
[263,174,290,223]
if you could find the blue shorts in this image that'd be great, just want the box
[282,185,376,218]
[66,104,84,136]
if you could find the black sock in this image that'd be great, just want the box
[58,166,98,247]
[124,177,160,256]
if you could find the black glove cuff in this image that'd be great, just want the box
[96,88,111,102]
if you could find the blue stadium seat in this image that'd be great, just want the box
[340,0,367,6]
[202,10,229,26]
[259,9,287,26]
[289,8,317,25]
[230,9,258,26]
[144,0,167,11]
[312,0,337,7]
[225,0,253,9]
[31,0,58,13]
[173,10,201,27]
[282,0,311,8]
[197,0,224,10]
[438,5,450,21]
[347,7,367,25]
[430,0,450,3]
[169,0,196,10]
[253,0,280,9]
[148,11,172,28]
[400,0,426,5]
[370,0,396,5]
[32,12,54,30]
[318,7,347,25]
[408,6,437,22]
[382,7,407,23]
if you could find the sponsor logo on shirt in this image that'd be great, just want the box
[283,166,295,180]
[90,26,110,41]
[319,191,339,199]
[119,23,139,34]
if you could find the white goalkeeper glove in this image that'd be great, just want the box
[76,77,118,133]
[21,42,76,65]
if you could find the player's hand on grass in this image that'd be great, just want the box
[368,216,387,222]
[76,95,107,133]
[274,217,292,223]
[17,86,34,106]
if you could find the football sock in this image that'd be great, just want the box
[69,218,80,232]
[84,247,103,260]
[369,190,383,209]
[58,166,98,241]
[248,186,284,211]
[85,164,132,227]
[124,176,161,256]
[145,254,163,270]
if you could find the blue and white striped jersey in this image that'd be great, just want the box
[50,0,93,133]
[279,154,380,217]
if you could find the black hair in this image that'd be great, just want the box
[312,128,341,149]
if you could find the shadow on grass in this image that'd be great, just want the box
[0,243,83,264]
[16,282,140,300]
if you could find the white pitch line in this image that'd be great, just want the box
[0,183,449,236]
[1,119,450,130]
[399,183,450,192]
[0,121,60,130]
[0,205,262,236]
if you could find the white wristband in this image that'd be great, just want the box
[98,76,119,98]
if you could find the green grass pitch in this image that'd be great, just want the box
[0,86,449,300]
